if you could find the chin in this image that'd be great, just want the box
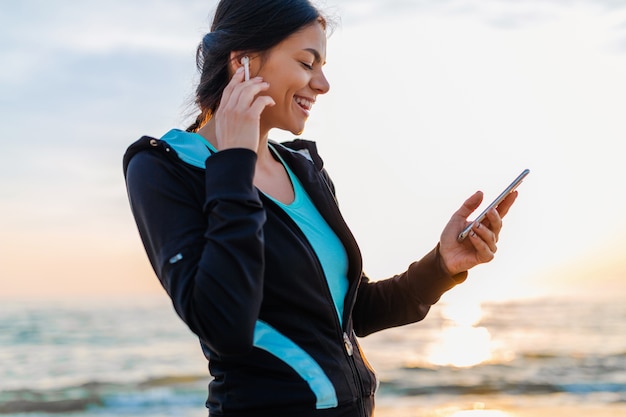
[280,122,306,136]
[291,120,308,136]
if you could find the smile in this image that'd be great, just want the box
[294,95,314,112]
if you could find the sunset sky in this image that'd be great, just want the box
[2,0,626,303]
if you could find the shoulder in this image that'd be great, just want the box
[123,136,166,180]
[123,129,214,176]
[123,132,207,204]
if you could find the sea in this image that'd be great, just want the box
[1,295,625,417]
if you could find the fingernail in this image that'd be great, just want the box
[476,222,481,229]
[236,67,244,73]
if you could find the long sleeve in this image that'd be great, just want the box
[125,147,266,357]
[351,245,467,337]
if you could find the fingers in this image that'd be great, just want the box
[248,94,276,116]
[458,189,517,240]
[495,190,518,219]
[473,220,497,250]
[215,67,275,151]
[219,67,246,110]
[221,70,273,116]
[467,222,497,261]
[468,204,504,257]
[485,207,502,239]
[470,190,516,243]
[221,66,246,99]
[442,188,520,272]
[454,191,484,219]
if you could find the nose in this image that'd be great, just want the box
[311,70,330,95]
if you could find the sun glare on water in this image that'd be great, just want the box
[449,410,511,417]
[442,402,513,417]
[427,301,494,368]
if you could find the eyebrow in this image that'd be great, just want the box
[303,48,325,65]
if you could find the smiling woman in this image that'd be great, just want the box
[4,1,626,416]
[122,0,521,416]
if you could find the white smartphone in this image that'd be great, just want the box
[457,168,530,242]
[241,56,250,81]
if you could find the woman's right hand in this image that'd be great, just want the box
[213,66,275,152]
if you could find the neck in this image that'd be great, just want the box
[197,119,271,158]
[196,118,294,204]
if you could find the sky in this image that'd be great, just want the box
[1,0,626,303]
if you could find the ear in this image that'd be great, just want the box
[228,51,241,73]
[229,51,247,74]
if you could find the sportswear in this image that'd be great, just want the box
[123,129,467,417]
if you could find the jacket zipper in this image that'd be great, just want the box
[315,172,369,417]
[271,146,369,415]
[266,197,366,416]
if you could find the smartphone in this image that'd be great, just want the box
[242,56,250,81]
[457,168,530,242]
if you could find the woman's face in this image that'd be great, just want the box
[255,22,330,135]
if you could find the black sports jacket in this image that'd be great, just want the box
[123,130,467,417]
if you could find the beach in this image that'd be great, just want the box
[375,404,626,417]
[1,295,624,416]
[376,400,626,417]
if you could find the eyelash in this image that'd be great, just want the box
[301,62,314,70]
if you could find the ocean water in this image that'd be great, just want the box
[1,296,625,416]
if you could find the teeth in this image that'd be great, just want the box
[295,96,313,110]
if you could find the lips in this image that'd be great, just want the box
[294,95,314,112]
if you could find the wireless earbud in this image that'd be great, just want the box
[241,56,250,81]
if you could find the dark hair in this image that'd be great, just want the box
[186,0,329,132]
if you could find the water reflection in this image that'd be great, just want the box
[446,402,512,417]
[449,411,511,417]
[427,302,494,368]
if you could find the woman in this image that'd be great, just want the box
[123,0,518,416]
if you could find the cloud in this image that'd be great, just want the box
[332,0,626,33]
[0,1,208,134]
[1,1,213,53]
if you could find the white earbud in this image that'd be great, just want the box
[241,56,250,81]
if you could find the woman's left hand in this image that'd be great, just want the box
[439,190,518,276]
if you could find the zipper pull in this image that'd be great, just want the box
[343,332,353,356]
